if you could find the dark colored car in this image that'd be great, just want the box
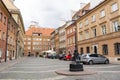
[81,53,109,65]
[58,54,66,60]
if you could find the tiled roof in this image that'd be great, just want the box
[25,26,55,36]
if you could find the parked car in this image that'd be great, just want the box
[58,53,66,60]
[81,53,109,65]
[64,54,72,61]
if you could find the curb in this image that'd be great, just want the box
[55,70,97,76]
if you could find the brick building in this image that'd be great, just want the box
[0,0,11,62]
[24,25,54,56]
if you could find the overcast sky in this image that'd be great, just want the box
[14,0,90,30]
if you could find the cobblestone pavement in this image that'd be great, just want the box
[0,57,120,80]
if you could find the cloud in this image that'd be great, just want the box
[14,0,90,30]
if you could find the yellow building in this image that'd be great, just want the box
[76,0,120,62]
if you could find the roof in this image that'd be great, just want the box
[25,26,55,36]
[3,0,19,11]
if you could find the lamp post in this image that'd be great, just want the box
[69,20,83,71]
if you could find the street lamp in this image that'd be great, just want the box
[69,20,84,71]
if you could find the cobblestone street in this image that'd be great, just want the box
[0,57,120,80]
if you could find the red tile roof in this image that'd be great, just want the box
[25,26,55,36]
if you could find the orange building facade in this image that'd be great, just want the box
[0,0,11,62]
[24,25,54,56]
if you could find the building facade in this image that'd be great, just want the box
[24,25,54,56]
[54,29,59,54]
[3,0,25,58]
[65,22,75,54]
[51,31,55,51]
[0,0,11,62]
[76,0,120,62]
[7,17,18,60]
[58,25,66,54]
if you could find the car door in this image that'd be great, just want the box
[89,54,98,63]
[97,54,106,63]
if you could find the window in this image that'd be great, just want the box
[27,42,31,45]
[92,15,95,22]
[112,21,119,32]
[90,54,98,57]
[85,19,88,25]
[80,48,84,54]
[85,30,89,39]
[79,22,82,28]
[27,38,31,40]
[102,44,108,55]
[100,10,105,18]
[0,12,3,21]
[70,28,72,33]
[114,43,120,55]
[4,17,6,25]
[101,24,106,35]
[111,3,118,12]
[92,28,97,37]
[28,46,31,50]
[86,47,90,53]
[0,49,2,57]
[79,32,83,41]
[1,32,5,40]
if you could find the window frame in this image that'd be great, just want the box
[114,43,120,55]
[0,12,3,21]
[92,15,96,22]
[101,24,106,35]
[111,3,118,12]
[100,10,105,18]
[102,44,108,55]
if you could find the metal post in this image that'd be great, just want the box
[69,20,84,71]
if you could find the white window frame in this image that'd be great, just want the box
[101,24,106,35]
[111,3,118,12]
[92,28,97,37]
[100,10,105,18]
[112,20,119,32]
[92,15,96,22]
[85,31,89,39]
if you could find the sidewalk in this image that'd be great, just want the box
[110,61,120,65]
[0,57,25,72]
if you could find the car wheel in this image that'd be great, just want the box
[105,60,109,64]
[89,60,93,65]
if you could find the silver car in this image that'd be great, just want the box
[81,53,109,65]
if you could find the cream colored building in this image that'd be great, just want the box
[76,0,120,62]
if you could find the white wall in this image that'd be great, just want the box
[90,0,104,9]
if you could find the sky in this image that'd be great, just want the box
[14,0,90,30]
